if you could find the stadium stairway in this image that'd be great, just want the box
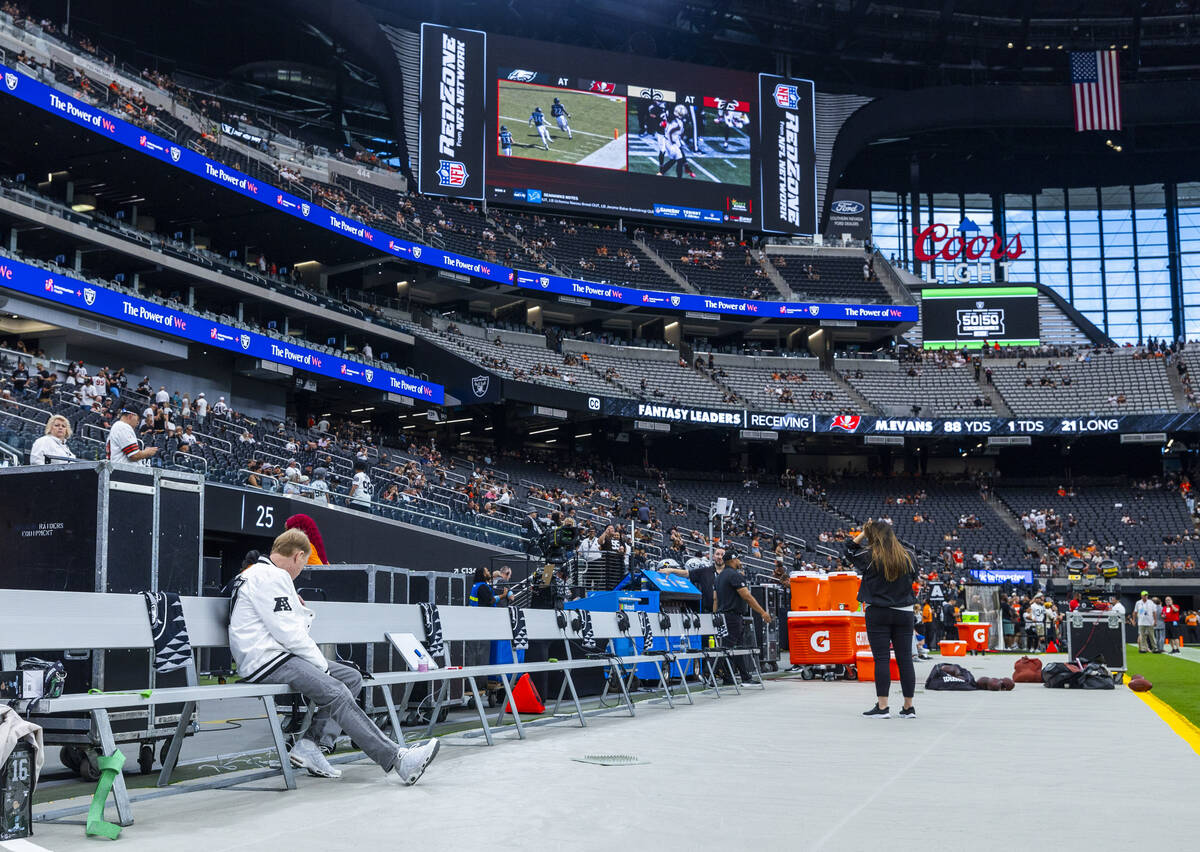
[632,236,698,294]
[974,369,1015,418]
[871,252,918,307]
[756,253,795,300]
[830,369,880,414]
[981,489,1047,560]
[1166,361,1192,411]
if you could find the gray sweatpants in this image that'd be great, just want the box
[259,658,398,772]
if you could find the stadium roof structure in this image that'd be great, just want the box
[52,0,1200,225]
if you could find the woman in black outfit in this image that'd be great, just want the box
[848,520,918,719]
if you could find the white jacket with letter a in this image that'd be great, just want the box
[228,557,328,681]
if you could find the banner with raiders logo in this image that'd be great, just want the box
[758,74,817,234]
[920,286,1040,349]
[418,23,487,199]
[824,190,871,241]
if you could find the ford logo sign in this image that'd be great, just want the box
[831,200,865,215]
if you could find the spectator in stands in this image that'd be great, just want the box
[195,392,208,420]
[28,414,75,465]
[849,521,917,719]
[212,396,229,417]
[228,528,440,783]
[349,462,373,511]
[155,385,169,405]
[244,460,263,489]
[10,360,29,397]
[106,408,157,465]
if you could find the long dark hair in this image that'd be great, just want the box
[863,520,912,582]
[471,565,490,586]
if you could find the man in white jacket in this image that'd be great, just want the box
[228,528,439,783]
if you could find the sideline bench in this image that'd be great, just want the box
[0,589,759,827]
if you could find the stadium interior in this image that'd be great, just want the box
[1,1,1199,849]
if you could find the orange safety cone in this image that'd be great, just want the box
[1046,641,1058,653]
[504,673,545,714]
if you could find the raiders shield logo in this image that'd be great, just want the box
[239,334,251,350]
[169,146,181,162]
[808,305,819,316]
[471,375,490,397]
[364,368,374,382]
[300,203,310,217]
[83,288,96,306]
[4,73,17,91]
[412,246,422,259]
[539,276,550,288]
[670,295,680,306]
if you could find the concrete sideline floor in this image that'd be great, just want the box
[10,654,1197,852]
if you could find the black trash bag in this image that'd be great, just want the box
[924,662,977,691]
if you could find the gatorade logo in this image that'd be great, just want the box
[855,631,868,647]
[974,628,987,644]
[810,630,831,653]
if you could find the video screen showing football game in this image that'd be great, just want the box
[626,94,752,186]
[496,78,628,171]
[485,34,761,228]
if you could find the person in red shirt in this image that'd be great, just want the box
[1162,596,1182,654]
[1068,594,1081,612]
[1136,558,1148,574]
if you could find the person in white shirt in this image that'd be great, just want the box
[228,529,440,783]
[106,409,157,465]
[29,415,76,464]
[179,426,199,448]
[362,342,373,360]
[1133,591,1158,653]
[577,529,602,564]
[194,393,208,419]
[316,418,330,433]
[349,462,373,510]
[211,396,229,417]
[283,471,304,496]
[155,386,169,405]
[308,469,330,504]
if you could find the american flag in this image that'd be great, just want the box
[1070,50,1121,132]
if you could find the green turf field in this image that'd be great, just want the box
[1125,645,1200,729]
[626,105,752,185]
[496,81,627,170]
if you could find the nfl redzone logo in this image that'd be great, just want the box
[774,84,800,109]
[437,160,469,188]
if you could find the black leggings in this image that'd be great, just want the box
[865,606,916,700]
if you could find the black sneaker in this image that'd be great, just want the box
[898,706,916,719]
[862,705,890,719]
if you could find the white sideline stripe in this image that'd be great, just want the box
[578,135,628,169]
[1,839,57,852]
[498,115,612,140]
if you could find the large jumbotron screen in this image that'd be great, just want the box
[921,286,1041,350]
[418,23,816,232]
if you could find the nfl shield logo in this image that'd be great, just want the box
[670,295,680,306]
[774,83,799,109]
[83,288,96,306]
[808,305,819,316]
[471,375,490,397]
[300,203,311,217]
[412,246,422,259]
[238,334,251,350]
[4,73,17,91]
[364,368,374,382]
[437,160,469,187]
[169,146,181,162]
[976,301,985,309]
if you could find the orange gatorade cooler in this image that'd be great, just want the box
[956,622,991,654]
[939,640,968,657]
[787,611,865,665]
[789,572,824,611]
[855,650,899,682]
[826,571,861,611]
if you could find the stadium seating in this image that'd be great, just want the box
[842,362,995,416]
[767,250,892,303]
[988,351,1176,415]
[641,229,781,299]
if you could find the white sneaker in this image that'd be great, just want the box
[290,738,342,778]
[394,739,440,786]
